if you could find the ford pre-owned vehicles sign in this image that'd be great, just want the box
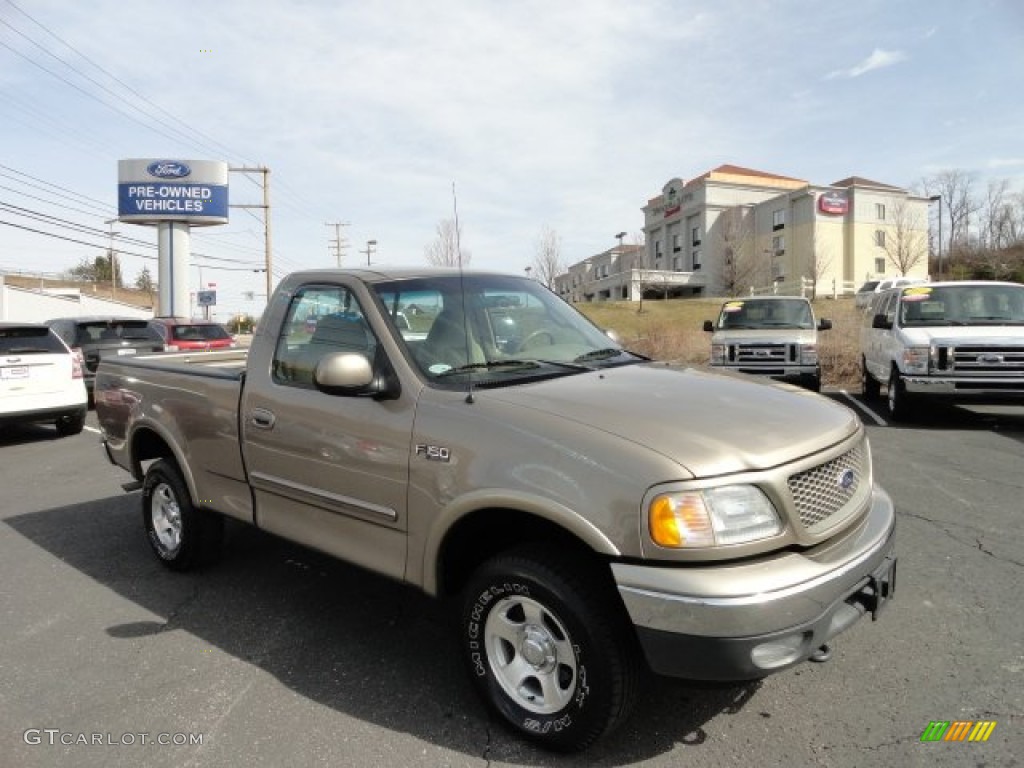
[146,161,191,179]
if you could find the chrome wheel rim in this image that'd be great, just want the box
[483,595,577,715]
[150,482,182,555]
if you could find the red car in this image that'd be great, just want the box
[148,317,237,352]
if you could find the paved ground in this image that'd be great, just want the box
[0,398,1021,767]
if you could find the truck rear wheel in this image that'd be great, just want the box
[460,546,640,752]
[142,459,223,571]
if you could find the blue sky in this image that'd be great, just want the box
[2,0,1022,318]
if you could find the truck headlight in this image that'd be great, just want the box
[901,346,930,374]
[799,344,818,365]
[711,343,727,365]
[649,485,782,548]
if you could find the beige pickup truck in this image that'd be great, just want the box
[96,267,896,752]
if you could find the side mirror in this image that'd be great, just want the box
[871,314,891,330]
[818,318,832,331]
[314,352,398,399]
[702,320,714,332]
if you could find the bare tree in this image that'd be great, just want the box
[532,226,563,288]
[715,206,761,296]
[806,232,835,300]
[977,179,1018,251]
[881,199,928,275]
[922,169,979,262]
[424,218,471,267]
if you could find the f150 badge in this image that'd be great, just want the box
[415,444,451,462]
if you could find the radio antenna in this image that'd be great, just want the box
[452,181,474,403]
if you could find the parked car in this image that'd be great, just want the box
[148,317,237,352]
[855,276,928,309]
[702,295,831,391]
[0,322,87,436]
[861,280,1024,420]
[46,316,165,401]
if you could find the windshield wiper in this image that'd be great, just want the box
[436,359,541,377]
[573,347,624,363]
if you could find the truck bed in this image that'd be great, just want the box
[96,349,254,524]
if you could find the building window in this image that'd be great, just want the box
[672,233,682,253]
[691,226,701,246]
[673,256,682,270]
[875,230,886,247]
[772,235,785,253]
[876,203,886,220]
[875,257,886,273]
[773,209,785,230]
[692,249,701,270]
[655,240,663,258]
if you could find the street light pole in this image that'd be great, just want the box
[929,195,942,278]
[361,239,377,266]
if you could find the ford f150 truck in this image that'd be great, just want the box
[861,281,1024,420]
[702,296,832,391]
[96,267,896,751]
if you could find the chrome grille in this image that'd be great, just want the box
[734,343,791,363]
[949,345,1024,374]
[788,442,866,529]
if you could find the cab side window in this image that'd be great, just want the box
[272,285,378,388]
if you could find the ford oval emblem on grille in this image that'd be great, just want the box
[147,161,191,179]
[837,469,855,491]
[977,353,1003,364]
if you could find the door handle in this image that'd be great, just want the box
[249,408,276,429]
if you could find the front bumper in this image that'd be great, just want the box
[715,364,820,387]
[613,487,896,680]
[903,375,1024,398]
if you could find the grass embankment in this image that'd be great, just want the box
[577,297,863,391]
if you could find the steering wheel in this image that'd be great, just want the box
[517,330,556,352]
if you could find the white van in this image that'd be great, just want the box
[860,281,1024,420]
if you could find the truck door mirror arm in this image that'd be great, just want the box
[818,318,832,331]
[871,314,892,330]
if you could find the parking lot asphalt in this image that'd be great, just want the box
[1,398,1021,768]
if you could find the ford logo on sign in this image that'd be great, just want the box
[147,161,191,179]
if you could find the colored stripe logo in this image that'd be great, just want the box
[920,721,997,742]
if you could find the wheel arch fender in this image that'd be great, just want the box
[128,420,198,505]
[423,490,622,598]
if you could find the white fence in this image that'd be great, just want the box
[748,277,858,299]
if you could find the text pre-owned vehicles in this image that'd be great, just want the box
[0,323,87,436]
[147,316,237,352]
[861,281,1024,420]
[702,296,832,391]
[46,316,165,401]
[96,268,896,751]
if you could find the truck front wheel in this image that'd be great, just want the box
[142,459,223,571]
[887,368,915,421]
[460,546,640,752]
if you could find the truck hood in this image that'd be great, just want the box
[711,328,817,345]
[480,362,859,477]
[901,325,1024,346]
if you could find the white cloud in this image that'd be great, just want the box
[825,48,909,80]
[987,158,1024,168]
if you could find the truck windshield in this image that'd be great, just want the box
[373,274,643,385]
[716,298,814,329]
[899,284,1024,326]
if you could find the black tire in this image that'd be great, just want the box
[887,368,914,422]
[55,407,86,437]
[862,358,881,400]
[141,459,223,571]
[460,546,640,752]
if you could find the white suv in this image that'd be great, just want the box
[0,323,88,436]
[861,281,1024,420]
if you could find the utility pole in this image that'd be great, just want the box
[104,218,120,299]
[359,239,377,267]
[324,221,350,267]
[229,166,273,303]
